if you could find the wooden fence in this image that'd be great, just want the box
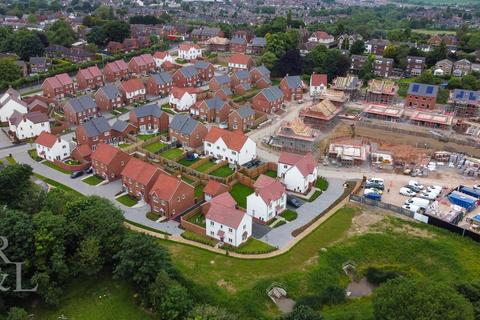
[180,207,206,236]
[53,159,91,172]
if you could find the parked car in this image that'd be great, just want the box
[420,190,440,200]
[473,184,480,191]
[70,171,84,179]
[365,188,383,195]
[399,187,416,197]
[402,203,421,213]
[404,197,430,209]
[427,185,442,193]
[364,192,381,201]
[365,182,385,190]
[287,196,302,208]
[408,180,424,190]
[366,177,384,185]
[404,184,422,193]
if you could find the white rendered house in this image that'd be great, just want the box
[9,111,50,140]
[0,88,28,122]
[309,73,328,97]
[278,152,318,194]
[35,131,71,161]
[203,127,256,165]
[169,87,198,111]
[178,44,203,60]
[153,51,174,68]
[246,175,287,223]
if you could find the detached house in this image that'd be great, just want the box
[247,37,266,55]
[76,65,103,90]
[252,86,284,113]
[35,131,70,161]
[9,111,50,140]
[129,103,169,134]
[0,88,28,122]
[169,87,199,111]
[29,56,50,74]
[228,104,255,132]
[250,65,271,88]
[103,59,129,83]
[230,37,247,53]
[209,75,231,92]
[228,53,253,71]
[91,143,131,182]
[153,51,174,69]
[191,96,231,123]
[63,96,99,125]
[204,127,256,165]
[119,79,146,104]
[178,43,202,60]
[128,54,156,76]
[173,65,200,88]
[280,75,306,102]
[448,89,479,118]
[246,174,287,224]
[94,84,124,112]
[373,56,394,78]
[42,73,75,99]
[194,61,215,83]
[308,31,334,45]
[310,73,328,97]
[278,152,318,194]
[169,114,207,148]
[405,83,438,109]
[121,157,160,202]
[406,56,426,76]
[146,72,173,96]
[149,172,195,219]
[231,70,251,87]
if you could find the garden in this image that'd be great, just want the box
[209,165,235,177]
[144,141,166,153]
[82,175,104,186]
[229,183,254,208]
[177,157,200,167]
[195,160,216,173]
[187,211,206,228]
[160,148,184,160]
[263,169,277,178]
[116,194,139,207]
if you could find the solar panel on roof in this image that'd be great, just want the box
[412,84,420,92]
[469,92,476,101]
[456,90,464,99]
[426,86,434,95]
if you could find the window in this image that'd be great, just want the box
[228,238,232,243]
[210,231,214,236]
[210,221,214,226]
[228,228,233,233]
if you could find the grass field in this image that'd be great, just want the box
[137,133,158,141]
[412,28,457,35]
[118,143,132,149]
[229,183,254,208]
[33,173,84,197]
[28,149,42,162]
[210,165,235,177]
[160,148,183,160]
[82,175,104,186]
[229,238,277,254]
[144,141,166,153]
[196,161,216,172]
[116,194,138,207]
[43,161,71,174]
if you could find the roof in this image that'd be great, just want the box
[204,127,249,152]
[29,56,46,64]
[121,157,159,185]
[111,120,130,132]
[150,72,173,85]
[178,43,200,51]
[133,103,164,118]
[66,95,96,113]
[233,70,250,80]
[209,191,237,208]
[78,65,102,80]
[91,143,125,164]
[120,78,145,92]
[149,173,191,200]
[10,111,48,126]
[253,175,285,204]
[153,51,170,59]
[130,53,154,66]
[251,65,270,78]
[213,75,231,86]
[311,74,327,87]
[229,53,252,65]
[205,194,246,229]
[234,105,255,119]
[97,84,120,100]
[194,60,211,70]
[230,37,247,45]
[283,75,304,89]
[332,75,360,91]
[204,180,228,197]
[450,89,479,105]
[367,79,398,95]
[251,37,266,47]
[260,86,284,102]
[105,59,128,73]
[363,105,404,118]
[169,114,200,135]
[80,117,111,138]
[312,31,333,40]
[202,97,227,111]
[35,131,59,148]
[170,86,200,99]
[278,152,316,177]
[301,99,341,120]
[410,111,453,126]
[407,83,439,98]
[178,65,198,78]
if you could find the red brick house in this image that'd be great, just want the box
[203,179,228,201]
[405,83,438,109]
[209,75,231,92]
[107,41,123,54]
[128,54,156,76]
[250,66,271,88]
[91,143,131,182]
[63,96,98,125]
[173,65,200,88]
[94,84,124,112]
[280,75,306,102]
[146,72,173,96]
[231,70,252,87]
[77,65,104,91]
[169,114,208,148]
[129,103,169,133]
[119,79,146,104]
[103,60,129,83]
[229,37,247,53]
[121,157,161,202]
[75,116,135,149]
[252,86,284,113]
[149,173,195,219]
[122,38,139,52]
[228,105,255,132]
[228,53,254,71]
[190,97,231,123]
[194,61,215,83]
[42,73,75,99]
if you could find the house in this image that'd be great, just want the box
[204,127,256,165]
[169,114,207,148]
[310,73,328,97]
[433,59,453,76]
[29,56,49,74]
[405,83,438,109]
[119,79,146,104]
[173,65,200,87]
[409,110,453,130]
[9,111,50,140]
[169,87,199,111]
[228,104,255,132]
[35,131,70,161]
[190,96,231,123]
[121,157,160,202]
[122,38,139,52]
[75,117,133,149]
[129,103,169,134]
[365,39,390,55]
[228,53,253,71]
[63,96,98,125]
[272,118,320,153]
[128,54,156,76]
[203,180,228,201]
[209,75,231,92]
[191,27,223,41]
[300,99,342,129]
[252,86,284,113]
[94,84,124,112]
[428,34,458,46]
[406,56,426,76]
[146,72,173,96]
[76,65,104,91]
[332,75,362,99]
[0,88,28,122]
[107,41,123,54]
[308,31,334,45]
[194,61,215,83]
[362,105,404,122]
[91,143,131,181]
[453,59,472,76]
[373,56,394,78]
[250,65,271,88]
[247,37,266,55]
[26,97,49,114]
[231,70,251,87]
[350,55,368,73]
[337,33,363,50]
[280,75,306,102]
[277,152,318,194]
[448,89,479,117]
[232,30,254,42]
[103,59,129,83]
[230,37,247,53]
[178,43,202,60]
[149,172,195,219]
[365,79,398,105]
[153,51,174,69]
[207,37,230,52]
[246,174,287,224]
[215,87,233,100]
[42,73,75,99]
[205,192,252,246]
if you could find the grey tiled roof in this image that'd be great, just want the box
[235,105,254,118]
[98,84,120,100]
[285,75,303,89]
[180,65,198,78]
[81,117,111,138]
[251,37,266,47]
[169,114,199,135]
[67,95,96,113]
[133,103,163,118]
[204,97,226,111]
[214,75,230,85]
[230,37,247,45]
[262,86,284,102]
[251,65,270,77]
[151,72,172,85]
[111,119,129,132]
[194,61,210,69]
[234,70,250,80]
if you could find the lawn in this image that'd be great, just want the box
[82,175,104,186]
[146,211,161,221]
[144,141,166,153]
[65,159,81,165]
[315,177,329,191]
[187,211,206,228]
[229,183,254,208]
[177,157,200,167]
[280,209,297,222]
[210,165,235,177]
[160,148,183,160]
[263,170,277,178]
[305,190,322,202]
[194,184,205,198]
[28,149,42,162]
[229,238,277,254]
[33,173,84,197]
[5,155,16,164]
[118,143,132,149]
[412,28,456,35]
[181,175,195,184]
[181,230,217,247]
[43,161,71,174]
[116,194,138,207]
[137,133,158,141]
[195,160,216,173]
[273,220,287,228]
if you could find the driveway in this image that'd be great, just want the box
[252,222,271,239]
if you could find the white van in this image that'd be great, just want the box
[402,203,421,213]
[404,197,430,209]
[408,180,424,190]
[367,177,385,185]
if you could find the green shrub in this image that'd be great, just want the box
[365,267,401,286]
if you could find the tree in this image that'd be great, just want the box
[426,42,447,67]
[383,44,398,60]
[373,278,474,320]
[46,19,76,47]
[282,305,323,320]
[188,304,238,320]
[350,40,365,55]
[7,307,28,320]
[467,32,480,50]
[285,29,299,50]
[75,236,103,275]
[462,75,479,91]
[447,77,462,90]
[260,51,278,70]
[415,71,435,85]
[0,59,22,83]
[16,32,45,61]
[0,164,34,206]
[149,272,193,320]
[265,32,289,57]
[272,49,302,77]
[101,20,130,44]
[456,281,480,320]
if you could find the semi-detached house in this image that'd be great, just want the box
[169,114,207,148]
[203,127,256,165]
[119,79,146,104]
[103,59,129,83]
[121,157,160,202]
[76,65,104,90]
[0,88,28,122]
[42,73,75,99]
[178,43,202,60]
[94,84,124,112]
[91,143,131,182]
[9,111,50,140]
[146,72,173,96]
[63,95,99,125]
[252,86,284,113]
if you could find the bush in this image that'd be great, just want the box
[365,267,401,286]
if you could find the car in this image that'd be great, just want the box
[366,187,383,195]
[404,184,422,193]
[408,180,424,190]
[84,167,93,174]
[365,182,385,190]
[402,204,421,213]
[364,188,378,195]
[427,185,442,193]
[287,196,302,208]
[366,177,384,185]
[70,171,84,179]
[474,184,480,191]
[419,191,439,200]
[364,192,381,201]
[399,187,416,197]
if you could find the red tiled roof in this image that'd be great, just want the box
[253,174,285,204]
[279,152,316,177]
[78,65,102,80]
[228,53,252,65]
[204,180,227,197]
[120,79,145,93]
[204,127,249,152]
[209,191,236,208]
[154,51,170,59]
[55,73,73,85]
[179,43,200,51]
[105,59,128,73]
[310,73,327,87]
[205,202,246,229]
[149,173,191,200]
[74,144,92,157]
[170,86,200,99]
[130,54,154,67]
[34,131,58,148]
[121,157,159,185]
[313,31,333,40]
[91,143,126,165]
